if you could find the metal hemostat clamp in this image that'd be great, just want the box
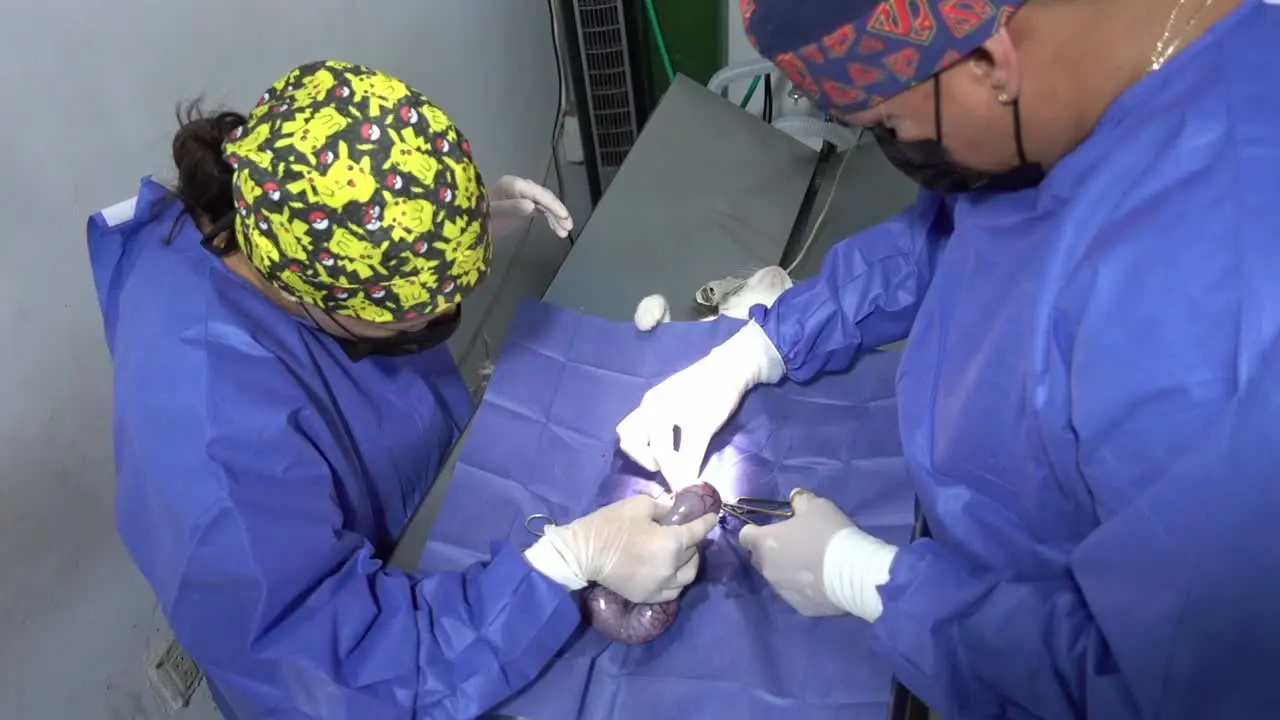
[525,513,557,538]
[722,488,812,526]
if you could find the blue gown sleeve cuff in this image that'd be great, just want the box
[414,542,582,717]
[868,539,971,711]
[463,540,582,655]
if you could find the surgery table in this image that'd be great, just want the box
[388,75,925,719]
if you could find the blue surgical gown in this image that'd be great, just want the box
[88,179,581,719]
[752,1,1280,717]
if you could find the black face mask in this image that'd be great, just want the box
[322,306,462,362]
[870,76,1045,194]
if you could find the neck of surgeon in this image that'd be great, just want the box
[200,223,306,317]
[1011,0,1241,170]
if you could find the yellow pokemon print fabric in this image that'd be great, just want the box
[223,60,491,323]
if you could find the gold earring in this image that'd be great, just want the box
[996,92,1012,104]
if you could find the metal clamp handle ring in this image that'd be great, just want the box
[525,514,557,538]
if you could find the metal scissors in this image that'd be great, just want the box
[721,488,811,526]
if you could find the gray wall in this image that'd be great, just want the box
[0,2,561,717]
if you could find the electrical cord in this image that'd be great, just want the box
[462,3,569,386]
[545,0,568,221]
[643,0,676,82]
[740,75,761,109]
[762,73,774,123]
[785,128,864,275]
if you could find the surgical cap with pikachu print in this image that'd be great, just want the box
[222,60,491,324]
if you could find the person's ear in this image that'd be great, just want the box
[975,26,1021,103]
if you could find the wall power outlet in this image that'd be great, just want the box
[149,637,204,710]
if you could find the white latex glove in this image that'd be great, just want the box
[739,491,899,622]
[616,322,785,489]
[524,494,718,603]
[489,175,574,238]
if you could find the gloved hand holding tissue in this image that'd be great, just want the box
[523,490,718,604]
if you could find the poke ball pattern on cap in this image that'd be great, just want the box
[223,59,491,324]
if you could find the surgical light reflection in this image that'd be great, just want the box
[664,443,749,504]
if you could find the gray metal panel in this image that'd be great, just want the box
[543,74,819,321]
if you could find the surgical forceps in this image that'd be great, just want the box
[721,488,811,526]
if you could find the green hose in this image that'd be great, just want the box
[643,0,676,82]
[740,75,761,108]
